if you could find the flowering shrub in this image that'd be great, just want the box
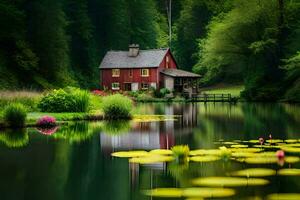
[92,90,108,96]
[36,116,56,127]
[37,126,59,135]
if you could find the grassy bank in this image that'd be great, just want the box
[200,84,244,97]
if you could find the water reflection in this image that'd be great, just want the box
[0,103,299,200]
[0,129,28,148]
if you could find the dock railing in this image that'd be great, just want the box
[188,93,236,102]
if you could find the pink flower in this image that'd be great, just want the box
[37,116,56,127]
[276,150,285,159]
[92,90,107,96]
[259,137,264,145]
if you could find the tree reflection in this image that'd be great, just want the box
[0,129,29,148]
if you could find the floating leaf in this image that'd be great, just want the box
[231,168,276,177]
[253,145,281,149]
[285,157,300,163]
[231,152,257,158]
[222,142,238,145]
[249,140,260,144]
[266,139,284,143]
[231,144,248,148]
[244,156,299,164]
[150,149,173,155]
[284,139,298,143]
[190,149,222,156]
[189,156,220,162]
[283,143,300,147]
[244,157,278,164]
[192,177,269,187]
[111,151,148,158]
[280,147,300,153]
[267,193,300,200]
[229,148,262,153]
[182,187,235,198]
[129,155,174,164]
[278,169,300,176]
[143,188,183,197]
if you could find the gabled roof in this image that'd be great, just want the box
[99,48,169,69]
[161,69,201,78]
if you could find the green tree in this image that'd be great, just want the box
[28,0,75,88]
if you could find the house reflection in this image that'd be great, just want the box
[100,103,198,152]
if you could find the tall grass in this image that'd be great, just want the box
[0,90,41,111]
[3,103,27,127]
[38,87,91,113]
[102,94,133,120]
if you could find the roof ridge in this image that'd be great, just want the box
[107,48,168,53]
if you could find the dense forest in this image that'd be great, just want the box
[0,0,300,101]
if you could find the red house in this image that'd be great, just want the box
[99,44,201,93]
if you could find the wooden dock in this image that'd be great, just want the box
[187,93,237,103]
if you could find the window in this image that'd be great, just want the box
[112,69,120,77]
[166,56,169,68]
[111,82,120,90]
[129,69,133,77]
[141,69,149,77]
[141,83,149,90]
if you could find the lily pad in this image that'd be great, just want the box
[129,155,174,164]
[192,177,269,187]
[229,148,262,153]
[284,139,298,143]
[182,187,235,198]
[253,145,281,149]
[278,169,300,176]
[189,149,222,156]
[231,144,248,148]
[111,151,148,158]
[150,149,173,155]
[285,156,300,163]
[280,147,300,153]
[244,157,277,164]
[267,193,300,200]
[189,156,220,162]
[266,139,284,143]
[143,188,183,197]
[231,168,276,177]
[244,156,300,164]
[231,152,257,158]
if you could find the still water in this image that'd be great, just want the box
[0,103,300,200]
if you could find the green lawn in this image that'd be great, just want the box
[200,84,244,97]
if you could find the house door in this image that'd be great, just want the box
[131,83,139,91]
[124,83,132,91]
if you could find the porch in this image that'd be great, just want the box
[160,69,201,97]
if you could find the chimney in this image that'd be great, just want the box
[128,44,139,57]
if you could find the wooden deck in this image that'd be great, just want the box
[185,93,237,103]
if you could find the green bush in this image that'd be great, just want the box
[102,94,133,120]
[160,88,171,97]
[136,93,155,102]
[38,87,91,112]
[3,103,27,127]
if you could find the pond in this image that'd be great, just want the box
[0,103,300,200]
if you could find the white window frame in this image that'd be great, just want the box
[112,82,120,90]
[112,69,120,77]
[141,69,149,77]
[141,83,149,90]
